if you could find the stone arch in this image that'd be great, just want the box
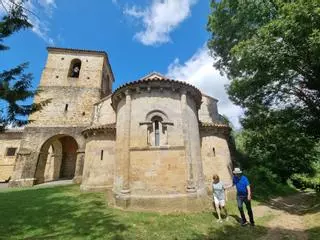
[34,134,79,184]
[145,110,171,146]
[145,109,169,122]
[68,58,81,78]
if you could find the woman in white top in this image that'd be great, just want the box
[212,174,229,222]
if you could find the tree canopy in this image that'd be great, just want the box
[208,0,320,181]
[208,0,320,138]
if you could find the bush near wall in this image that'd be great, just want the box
[291,174,320,192]
[244,166,297,200]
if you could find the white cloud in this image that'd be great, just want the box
[166,46,244,129]
[124,0,198,46]
[0,0,56,44]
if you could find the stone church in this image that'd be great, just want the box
[0,47,233,211]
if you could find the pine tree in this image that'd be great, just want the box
[0,0,49,131]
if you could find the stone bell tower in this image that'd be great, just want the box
[29,47,114,127]
[9,47,114,187]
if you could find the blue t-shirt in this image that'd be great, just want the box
[233,175,250,196]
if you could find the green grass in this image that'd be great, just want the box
[303,192,320,240]
[0,184,273,240]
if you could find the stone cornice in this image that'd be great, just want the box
[130,145,185,151]
[47,47,107,57]
[111,78,202,110]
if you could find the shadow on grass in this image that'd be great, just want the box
[0,185,128,239]
[267,191,320,215]
[189,224,320,240]
[257,191,320,216]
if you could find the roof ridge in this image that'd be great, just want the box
[141,72,168,80]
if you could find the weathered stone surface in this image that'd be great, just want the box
[0,131,22,181]
[81,134,115,191]
[5,48,113,187]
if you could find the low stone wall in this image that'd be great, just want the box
[0,164,14,182]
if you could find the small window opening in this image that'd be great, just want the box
[6,147,17,156]
[212,147,216,157]
[100,150,104,160]
[155,120,160,146]
[68,59,81,78]
[151,115,163,147]
[65,104,68,112]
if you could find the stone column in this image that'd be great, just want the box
[121,89,132,194]
[73,149,85,184]
[52,153,62,181]
[180,89,195,192]
[35,151,48,184]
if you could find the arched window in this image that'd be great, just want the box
[151,116,162,146]
[142,110,172,147]
[68,59,81,78]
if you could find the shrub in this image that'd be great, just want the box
[244,166,292,200]
[291,174,320,192]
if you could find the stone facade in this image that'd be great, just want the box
[5,47,114,187]
[0,47,233,212]
[0,130,23,182]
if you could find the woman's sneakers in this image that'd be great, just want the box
[217,219,223,223]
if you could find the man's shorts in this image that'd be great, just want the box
[213,196,225,207]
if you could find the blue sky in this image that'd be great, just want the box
[0,0,242,128]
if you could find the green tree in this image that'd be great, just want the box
[208,0,320,181]
[208,0,320,138]
[0,1,49,131]
[238,108,318,181]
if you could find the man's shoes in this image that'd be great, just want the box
[241,221,248,226]
[250,222,255,227]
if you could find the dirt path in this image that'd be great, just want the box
[254,191,319,240]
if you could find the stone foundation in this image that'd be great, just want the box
[109,188,212,212]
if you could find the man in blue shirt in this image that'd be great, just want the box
[232,167,255,226]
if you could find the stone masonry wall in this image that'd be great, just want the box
[0,134,22,181]
[9,48,112,187]
[29,50,109,127]
[130,148,186,195]
[198,95,219,123]
[113,87,205,196]
[9,126,85,187]
[200,131,233,190]
[130,90,184,148]
[29,87,100,127]
[81,134,115,191]
[92,95,116,125]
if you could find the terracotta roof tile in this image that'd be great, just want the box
[113,75,201,96]
[199,121,230,128]
[84,123,116,131]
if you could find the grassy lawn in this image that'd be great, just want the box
[0,184,273,240]
[303,192,320,240]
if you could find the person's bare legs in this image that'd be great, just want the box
[221,206,229,220]
[215,203,222,222]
